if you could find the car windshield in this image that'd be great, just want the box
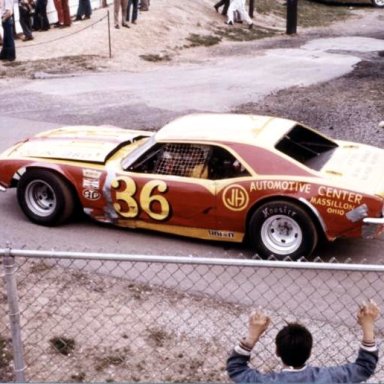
[275,125,338,171]
[121,136,153,170]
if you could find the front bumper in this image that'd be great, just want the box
[362,217,384,239]
[0,185,6,192]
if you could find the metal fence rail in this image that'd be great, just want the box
[1,248,383,382]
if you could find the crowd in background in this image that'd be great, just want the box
[1,0,253,63]
[0,0,150,61]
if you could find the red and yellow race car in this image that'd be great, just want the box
[0,113,383,259]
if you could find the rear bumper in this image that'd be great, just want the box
[362,217,384,239]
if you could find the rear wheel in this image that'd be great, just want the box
[372,0,384,7]
[248,200,318,260]
[17,170,75,226]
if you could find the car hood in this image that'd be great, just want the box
[321,141,384,198]
[3,125,151,164]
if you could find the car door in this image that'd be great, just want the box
[108,142,218,238]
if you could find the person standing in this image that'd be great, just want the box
[53,0,71,27]
[214,0,229,15]
[0,0,16,61]
[18,0,34,40]
[113,0,129,28]
[126,0,138,24]
[75,0,91,20]
[32,0,49,30]
[226,0,253,28]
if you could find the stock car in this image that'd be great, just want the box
[0,113,383,260]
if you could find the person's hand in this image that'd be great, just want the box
[357,299,380,344]
[244,309,271,347]
[357,299,380,326]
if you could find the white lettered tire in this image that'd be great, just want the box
[249,200,318,260]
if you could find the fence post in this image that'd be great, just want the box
[107,10,112,58]
[249,0,255,18]
[3,249,26,383]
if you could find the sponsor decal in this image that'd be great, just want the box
[317,186,362,205]
[250,181,311,194]
[310,187,363,216]
[83,189,101,201]
[83,169,102,179]
[83,179,100,189]
[223,184,249,212]
[208,230,235,239]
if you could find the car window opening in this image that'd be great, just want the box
[275,125,338,170]
[128,143,250,180]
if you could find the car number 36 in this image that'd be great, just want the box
[111,177,170,221]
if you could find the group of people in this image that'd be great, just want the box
[0,0,150,62]
[214,0,254,29]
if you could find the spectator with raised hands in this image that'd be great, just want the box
[227,299,380,383]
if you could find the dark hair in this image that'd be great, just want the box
[275,323,313,368]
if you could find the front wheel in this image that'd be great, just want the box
[248,200,318,260]
[17,169,75,226]
[372,0,384,7]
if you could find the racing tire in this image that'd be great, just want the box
[248,200,318,260]
[372,0,384,7]
[17,169,75,226]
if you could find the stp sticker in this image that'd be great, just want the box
[83,189,101,201]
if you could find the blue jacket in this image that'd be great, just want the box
[227,344,378,383]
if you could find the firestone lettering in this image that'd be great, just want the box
[262,206,297,218]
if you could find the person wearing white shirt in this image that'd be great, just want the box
[226,0,253,29]
[0,0,15,61]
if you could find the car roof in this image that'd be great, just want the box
[155,113,296,146]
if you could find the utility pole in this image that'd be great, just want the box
[286,0,298,35]
[249,0,255,18]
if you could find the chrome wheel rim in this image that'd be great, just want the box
[260,215,302,255]
[373,0,384,6]
[25,180,57,217]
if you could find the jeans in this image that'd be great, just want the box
[76,0,92,19]
[33,0,50,30]
[0,17,16,61]
[127,0,138,22]
[19,5,33,38]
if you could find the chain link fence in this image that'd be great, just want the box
[1,248,383,382]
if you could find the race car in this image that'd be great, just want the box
[0,113,383,260]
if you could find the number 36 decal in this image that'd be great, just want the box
[111,176,170,221]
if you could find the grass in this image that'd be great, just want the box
[138,0,352,63]
[49,336,76,356]
[185,34,222,47]
[139,53,171,62]
[297,0,351,27]
[146,327,173,347]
